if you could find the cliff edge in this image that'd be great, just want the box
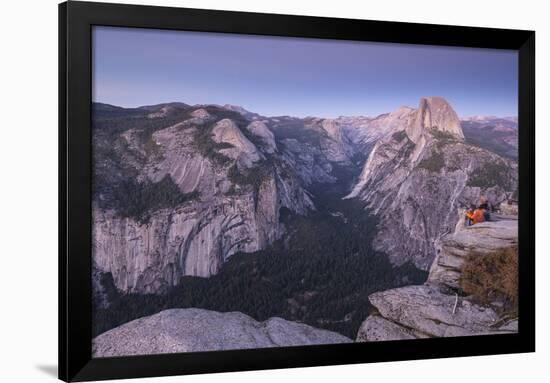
[356,215,518,341]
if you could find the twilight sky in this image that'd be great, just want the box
[92,26,518,118]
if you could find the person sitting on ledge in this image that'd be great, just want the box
[465,204,476,226]
[478,195,492,221]
[465,203,487,225]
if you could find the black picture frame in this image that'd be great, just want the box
[59,1,535,381]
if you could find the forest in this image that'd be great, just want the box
[93,177,428,339]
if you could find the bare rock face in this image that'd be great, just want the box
[93,161,312,294]
[406,96,464,144]
[357,284,517,342]
[317,119,355,164]
[246,120,277,153]
[93,195,286,293]
[356,218,518,342]
[211,118,263,167]
[92,308,352,357]
[356,315,417,342]
[364,285,505,338]
[279,138,336,186]
[190,108,212,120]
[346,97,516,270]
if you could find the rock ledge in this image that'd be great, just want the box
[357,217,518,342]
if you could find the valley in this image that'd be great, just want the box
[91,96,518,348]
[93,164,428,339]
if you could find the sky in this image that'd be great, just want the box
[92,26,518,118]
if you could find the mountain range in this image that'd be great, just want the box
[91,97,518,340]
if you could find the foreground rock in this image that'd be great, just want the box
[357,218,518,342]
[359,284,513,340]
[93,308,352,357]
[428,216,518,289]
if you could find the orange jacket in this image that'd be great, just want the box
[466,209,486,225]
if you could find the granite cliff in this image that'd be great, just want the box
[92,104,315,294]
[345,97,517,270]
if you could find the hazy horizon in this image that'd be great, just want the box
[93,99,517,120]
[93,26,518,119]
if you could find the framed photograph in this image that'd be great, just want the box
[59,1,535,381]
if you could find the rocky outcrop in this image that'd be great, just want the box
[346,97,517,270]
[358,284,513,340]
[92,308,352,357]
[246,120,277,153]
[428,217,518,289]
[356,217,518,342]
[190,108,212,120]
[211,118,263,167]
